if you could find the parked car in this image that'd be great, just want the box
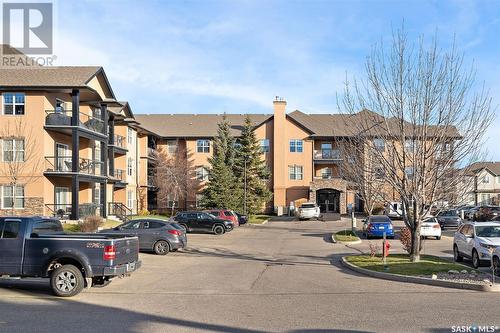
[362,215,394,239]
[453,221,500,268]
[435,210,462,229]
[172,211,233,235]
[100,218,187,255]
[384,202,402,219]
[205,209,239,226]
[0,216,141,297]
[297,202,320,220]
[474,206,500,222]
[420,217,442,240]
[465,206,480,220]
[235,212,248,225]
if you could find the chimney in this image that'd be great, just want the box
[273,96,287,213]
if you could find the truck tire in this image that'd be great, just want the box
[154,240,170,255]
[50,264,85,297]
[213,225,225,235]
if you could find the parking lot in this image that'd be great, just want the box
[0,217,498,332]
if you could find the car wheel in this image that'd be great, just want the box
[213,225,225,235]
[436,236,441,240]
[493,256,500,277]
[50,264,85,297]
[472,249,480,269]
[453,244,463,262]
[154,240,170,255]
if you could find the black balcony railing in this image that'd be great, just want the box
[45,109,105,134]
[45,203,102,219]
[113,135,126,149]
[314,149,341,160]
[45,156,104,176]
[108,202,132,222]
[113,169,126,181]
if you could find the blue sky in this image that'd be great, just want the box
[54,0,499,159]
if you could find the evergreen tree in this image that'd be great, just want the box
[201,115,241,210]
[234,115,273,215]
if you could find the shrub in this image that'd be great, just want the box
[138,209,150,216]
[368,242,380,257]
[79,216,104,232]
[399,227,412,254]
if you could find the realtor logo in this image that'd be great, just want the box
[2,2,53,54]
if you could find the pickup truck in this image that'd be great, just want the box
[0,216,141,297]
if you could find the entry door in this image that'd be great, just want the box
[0,219,24,275]
[55,143,70,172]
[55,187,70,216]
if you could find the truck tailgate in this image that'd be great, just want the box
[112,237,139,265]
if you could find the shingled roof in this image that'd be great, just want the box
[0,66,103,87]
[135,114,272,137]
[464,162,500,176]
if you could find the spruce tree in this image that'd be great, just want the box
[234,115,273,215]
[201,115,240,210]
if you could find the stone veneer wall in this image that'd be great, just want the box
[309,178,347,214]
[0,197,44,216]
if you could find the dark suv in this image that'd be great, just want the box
[172,211,233,235]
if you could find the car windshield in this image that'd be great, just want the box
[301,204,316,208]
[475,225,500,238]
[370,216,391,223]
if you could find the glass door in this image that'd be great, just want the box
[55,143,70,172]
[55,187,70,217]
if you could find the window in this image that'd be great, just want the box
[127,128,134,145]
[167,140,178,154]
[260,139,270,153]
[55,99,66,113]
[122,221,141,229]
[32,219,63,234]
[196,166,209,181]
[2,93,25,115]
[405,140,415,152]
[373,138,385,152]
[1,220,20,238]
[289,165,303,180]
[405,167,414,179]
[289,139,303,153]
[195,194,204,208]
[482,175,490,184]
[374,166,385,180]
[145,221,165,229]
[93,183,100,206]
[321,167,332,179]
[166,194,178,208]
[2,185,24,209]
[2,138,24,162]
[197,140,210,153]
[127,189,133,208]
[127,157,133,176]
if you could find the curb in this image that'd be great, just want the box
[340,256,500,292]
[331,234,362,245]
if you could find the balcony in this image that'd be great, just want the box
[110,168,127,187]
[313,175,342,180]
[45,203,102,219]
[110,134,127,154]
[44,156,104,178]
[314,149,341,161]
[45,109,105,137]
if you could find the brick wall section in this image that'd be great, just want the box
[0,197,44,216]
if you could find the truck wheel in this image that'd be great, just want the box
[154,240,170,255]
[50,264,85,297]
[213,225,225,235]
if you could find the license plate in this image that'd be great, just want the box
[127,263,136,272]
[379,226,385,230]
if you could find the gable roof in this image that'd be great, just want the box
[464,162,500,177]
[135,114,272,137]
[0,66,102,88]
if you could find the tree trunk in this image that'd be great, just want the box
[410,226,421,262]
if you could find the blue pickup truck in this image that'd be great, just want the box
[0,216,141,297]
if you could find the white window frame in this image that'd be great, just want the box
[127,157,133,176]
[321,167,332,179]
[127,128,134,145]
[2,92,25,115]
[167,140,178,154]
[260,139,270,153]
[197,140,210,153]
[289,139,303,153]
[1,185,25,209]
[196,166,209,181]
[483,174,490,184]
[127,189,133,208]
[289,165,303,180]
[405,139,415,152]
[405,166,414,179]
[2,138,25,162]
[195,194,203,208]
[373,138,385,152]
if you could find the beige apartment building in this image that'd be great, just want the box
[460,162,500,206]
[0,66,150,220]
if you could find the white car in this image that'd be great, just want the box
[420,217,441,240]
[297,203,320,220]
[453,222,500,268]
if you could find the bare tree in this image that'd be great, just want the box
[151,145,196,216]
[340,28,495,261]
[0,118,43,214]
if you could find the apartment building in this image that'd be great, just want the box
[0,66,149,220]
[460,162,500,206]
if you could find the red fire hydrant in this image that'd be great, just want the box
[383,241,391,257]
